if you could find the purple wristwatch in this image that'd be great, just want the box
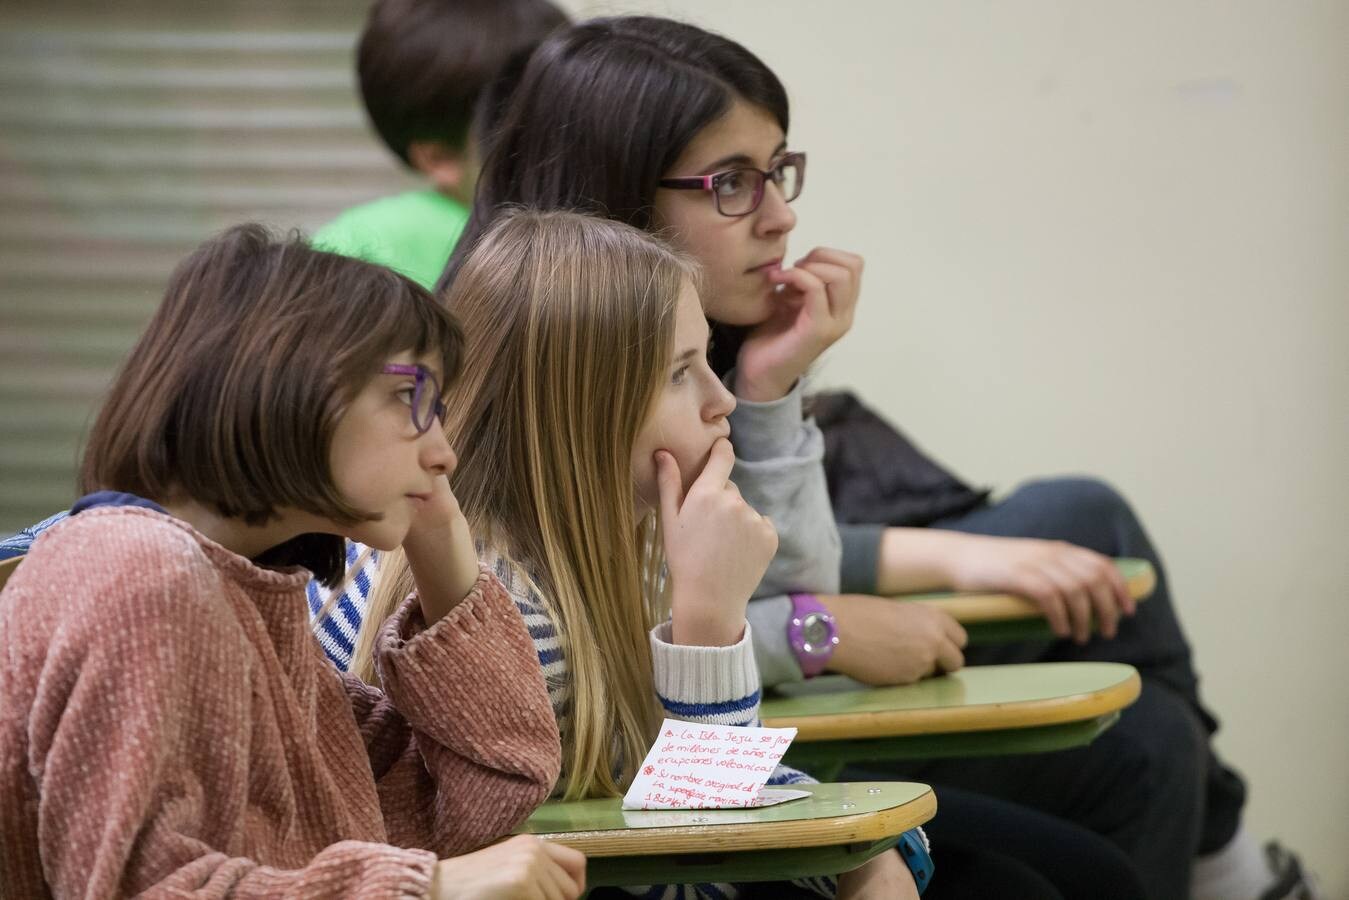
[788,592,838,678]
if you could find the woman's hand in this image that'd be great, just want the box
[429,835,586,900]
[657,439,779,647]
[735,247,862,402]
[945,534,1136,644]
[836,848,919,900]
[822,593,968,686]
[403,473,480,626]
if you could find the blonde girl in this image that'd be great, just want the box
[358,209,920,900]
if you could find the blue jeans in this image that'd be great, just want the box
[890,477,1246,900]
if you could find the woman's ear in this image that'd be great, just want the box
[408,140,470,201]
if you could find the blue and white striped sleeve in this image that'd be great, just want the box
[494,558,572,726]
[0,509,70,561]
[306,540,378,670]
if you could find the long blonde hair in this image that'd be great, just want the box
[355,209,696,799]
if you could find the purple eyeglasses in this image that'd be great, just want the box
[381,364,446,434]
[657,151,806,217]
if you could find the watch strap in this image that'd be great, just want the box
[787,592,837,678]
[898,827,934,894]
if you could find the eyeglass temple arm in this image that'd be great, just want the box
[658,174,717,190]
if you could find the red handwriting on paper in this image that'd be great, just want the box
[623,719,798,809]
[715,758,774,773]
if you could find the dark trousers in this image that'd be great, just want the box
[922,785,1149,900]
[892,477,1246,899]
[739,783,1149,900]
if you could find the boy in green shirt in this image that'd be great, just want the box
[314,0,568,289]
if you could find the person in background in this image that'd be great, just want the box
[312,0,570,289]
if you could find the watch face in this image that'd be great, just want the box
[800,612,835,655]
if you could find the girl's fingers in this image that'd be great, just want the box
[767,264,829,315]
[538,868,564,900]
[1103,557,1136,615]
[796,246,864,276]
[653,450,686,527]
[1086,576,1120,639]
[1064,551,1120,630]
[544,841,587,898]
[1045,564,1093,644]
[795,259,851,284]
[935,637,965,676]
[1019,572,1069,638]
[1064,546,1133,615]
[697,437,737,487]
[795,260,853,316]
[1063,551,1125,636]
[797,247,863,317]
[942,613,969,649]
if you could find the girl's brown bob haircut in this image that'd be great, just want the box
[80,223,462,585]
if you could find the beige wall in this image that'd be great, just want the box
[571,0,1349,892]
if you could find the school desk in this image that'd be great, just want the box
[761,661,1140,779]
[517,781,935,888]
[0,554,21,592]
[900,558,1155,644]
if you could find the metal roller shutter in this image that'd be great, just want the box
[0,1,418,532]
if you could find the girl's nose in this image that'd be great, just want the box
[706,377,737,421]
[753,180,796,238]
[422,426,457,475]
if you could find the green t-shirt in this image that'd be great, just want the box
[312,189,469,291]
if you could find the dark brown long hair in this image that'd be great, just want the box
[441,16,788,375]
[442,16,788,295]
[81,223,462,585]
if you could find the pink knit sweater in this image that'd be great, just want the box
[0,507,561,899]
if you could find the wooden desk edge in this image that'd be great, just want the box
[533,788,936,857]
[763,669,1141,741]
[0,555,21,593]
[908,562,1156,624]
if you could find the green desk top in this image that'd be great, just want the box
[517,781,931,840]
[762,662,1140,739]
[517,783,936,887]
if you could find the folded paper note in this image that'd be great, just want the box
[622,718,809,810]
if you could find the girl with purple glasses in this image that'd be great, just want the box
[0,224,583,900]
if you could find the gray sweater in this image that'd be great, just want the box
[727,374,842,688]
